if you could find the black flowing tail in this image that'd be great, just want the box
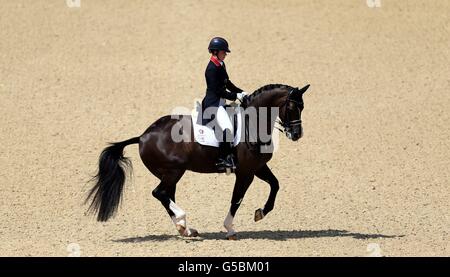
[86,137,140,221]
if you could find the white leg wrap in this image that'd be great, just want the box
[223,211,236,237]
[169,200,186,227]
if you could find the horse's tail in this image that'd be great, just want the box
[86,137,140,222]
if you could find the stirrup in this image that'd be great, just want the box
[216,156,236,174]
[216,159,235,169]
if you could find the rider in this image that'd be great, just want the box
[201,37,249,170]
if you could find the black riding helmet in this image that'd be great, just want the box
[208,37,231,53]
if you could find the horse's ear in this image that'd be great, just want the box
[291,84,310,99]
[298,84,310,94]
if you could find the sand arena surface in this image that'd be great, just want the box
[0,0,449,256]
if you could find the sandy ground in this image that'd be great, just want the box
[0,0,449,257]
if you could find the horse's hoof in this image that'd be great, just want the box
[227,234,238,240]
[177,225,199,237]
[254,208,265,222]
[176,224,186,236]
[188,228,199,237]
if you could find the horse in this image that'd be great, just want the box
[86,83,310,239]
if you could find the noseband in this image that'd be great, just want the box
[276,89,302,133]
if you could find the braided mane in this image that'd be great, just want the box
[246,83,293,104]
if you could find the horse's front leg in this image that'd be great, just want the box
[223,173,254,240]
[254,164,279,222]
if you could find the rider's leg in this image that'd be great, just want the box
[216,106,235,169]
[216,106,233,137]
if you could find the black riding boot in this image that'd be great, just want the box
[216,129,236,170]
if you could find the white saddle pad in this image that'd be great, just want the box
[191,104,242,147]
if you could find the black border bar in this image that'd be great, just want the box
[0,257,449,274]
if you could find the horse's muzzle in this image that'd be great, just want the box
[289,126,303,141]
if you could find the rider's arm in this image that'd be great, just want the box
[226,79,243,94]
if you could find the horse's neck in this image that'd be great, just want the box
[248,89,288,141]
[252,89,288,109]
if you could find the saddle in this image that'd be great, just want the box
[191,102,242,147]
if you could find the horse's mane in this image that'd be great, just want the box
[246,83,293,104]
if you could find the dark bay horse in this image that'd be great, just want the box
[87,83,310,239]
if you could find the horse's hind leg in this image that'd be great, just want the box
[151,169,198,237]
[254,164,279,222]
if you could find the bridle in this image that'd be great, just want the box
[243,86,307,148]
[275,88,302,133]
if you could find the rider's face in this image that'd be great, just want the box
[217,50,227,61]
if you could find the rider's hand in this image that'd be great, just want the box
[236,91,249,102]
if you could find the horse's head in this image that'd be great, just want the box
[245,83,310,142]
[278,84,310,141]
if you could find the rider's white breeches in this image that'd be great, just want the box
[217,105,233,133]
